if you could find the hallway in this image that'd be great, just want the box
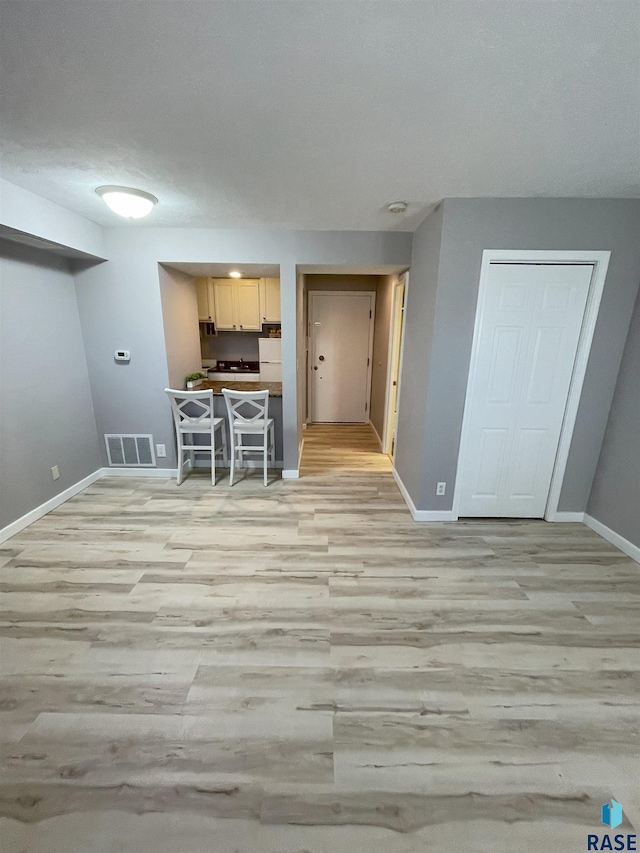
[300,423,392,476]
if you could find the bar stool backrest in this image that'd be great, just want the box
[222,388,269,428]
[165,389,214,432]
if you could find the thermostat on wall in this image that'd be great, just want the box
[114,350,131,363]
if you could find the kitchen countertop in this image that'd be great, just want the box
[199,380,283,397]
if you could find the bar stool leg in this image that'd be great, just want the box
[229,428,236,486]
[211,427,216,487]
[221,425,228,467]
[263,433,268,487]
[176,434,184,486]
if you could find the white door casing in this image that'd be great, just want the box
[309,291,375,423]
[383,275,407,456]
[455,258,606,518]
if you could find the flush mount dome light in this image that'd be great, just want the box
[229,270,242,278]
[387,201,408,214]
[96,185,158,219]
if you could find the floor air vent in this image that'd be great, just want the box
[105,434,156,467]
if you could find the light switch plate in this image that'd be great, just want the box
[156,444,166,458]
[51,465,60,481]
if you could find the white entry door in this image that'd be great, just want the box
[457,263,593,517]
[309,292,374,423]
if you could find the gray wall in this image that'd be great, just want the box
[394,204,443,505]
[74,236,173,470]
[158,265,202,390]
[0,239,101,529]
[397,198,640,513]
[587,287,640,547]
[370,274,394,441]
[73,229,412,472]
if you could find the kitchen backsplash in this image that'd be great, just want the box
[200,330,261,362]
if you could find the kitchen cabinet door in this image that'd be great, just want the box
[212,279,236,330]
[235,279,261,330]
[261,278,281,323]
[195,277,213,321]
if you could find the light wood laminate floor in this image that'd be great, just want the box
[300,423,392,475]
[1,426,638,852]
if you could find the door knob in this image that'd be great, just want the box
[318,355,325,361]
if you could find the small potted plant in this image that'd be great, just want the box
[185,372,205,389]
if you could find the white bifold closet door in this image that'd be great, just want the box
[457,262,593,517]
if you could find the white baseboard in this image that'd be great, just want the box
[548,511,585,522]
[584,513,640,564]
[100,467,178,478]
[414,510,455,521]
[369,419,383,451]
[282,469,300,479]
[0,468,104,544]
[392,467,454,522]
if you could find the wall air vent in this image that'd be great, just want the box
[105,434,156,467]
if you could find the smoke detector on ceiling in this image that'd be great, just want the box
[387,201,408,214]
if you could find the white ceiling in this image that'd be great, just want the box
[1,1,638,232]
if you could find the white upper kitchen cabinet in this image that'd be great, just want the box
[235,279,261,330]
[260,277,281,323]
[212,278,261,331]
[212,279,236,329]
[195,277,215,322]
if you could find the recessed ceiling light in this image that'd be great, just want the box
[96,185,158,219]
[229,270,242,278]
[387,201,408,214]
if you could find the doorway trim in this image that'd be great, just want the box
[308,290,376,423]
[382,273,408,455]
[451,249,611,523]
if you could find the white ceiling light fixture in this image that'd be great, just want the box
[95,185,158,219]
[228,270,242,278]
[387,201,408,214]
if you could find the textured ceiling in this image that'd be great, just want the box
[1,0,638,231]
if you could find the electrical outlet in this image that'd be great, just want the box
[156,444,166,458]
[51,465,60,481]
[436,481,446,496]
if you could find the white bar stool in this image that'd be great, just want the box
[165,388,227,485]
[222,388,275,486]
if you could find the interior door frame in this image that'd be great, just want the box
[451,249,611,522]
[382,273,409,455]
[308,290,376,423]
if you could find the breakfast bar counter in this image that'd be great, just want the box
[199,380,282,397]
